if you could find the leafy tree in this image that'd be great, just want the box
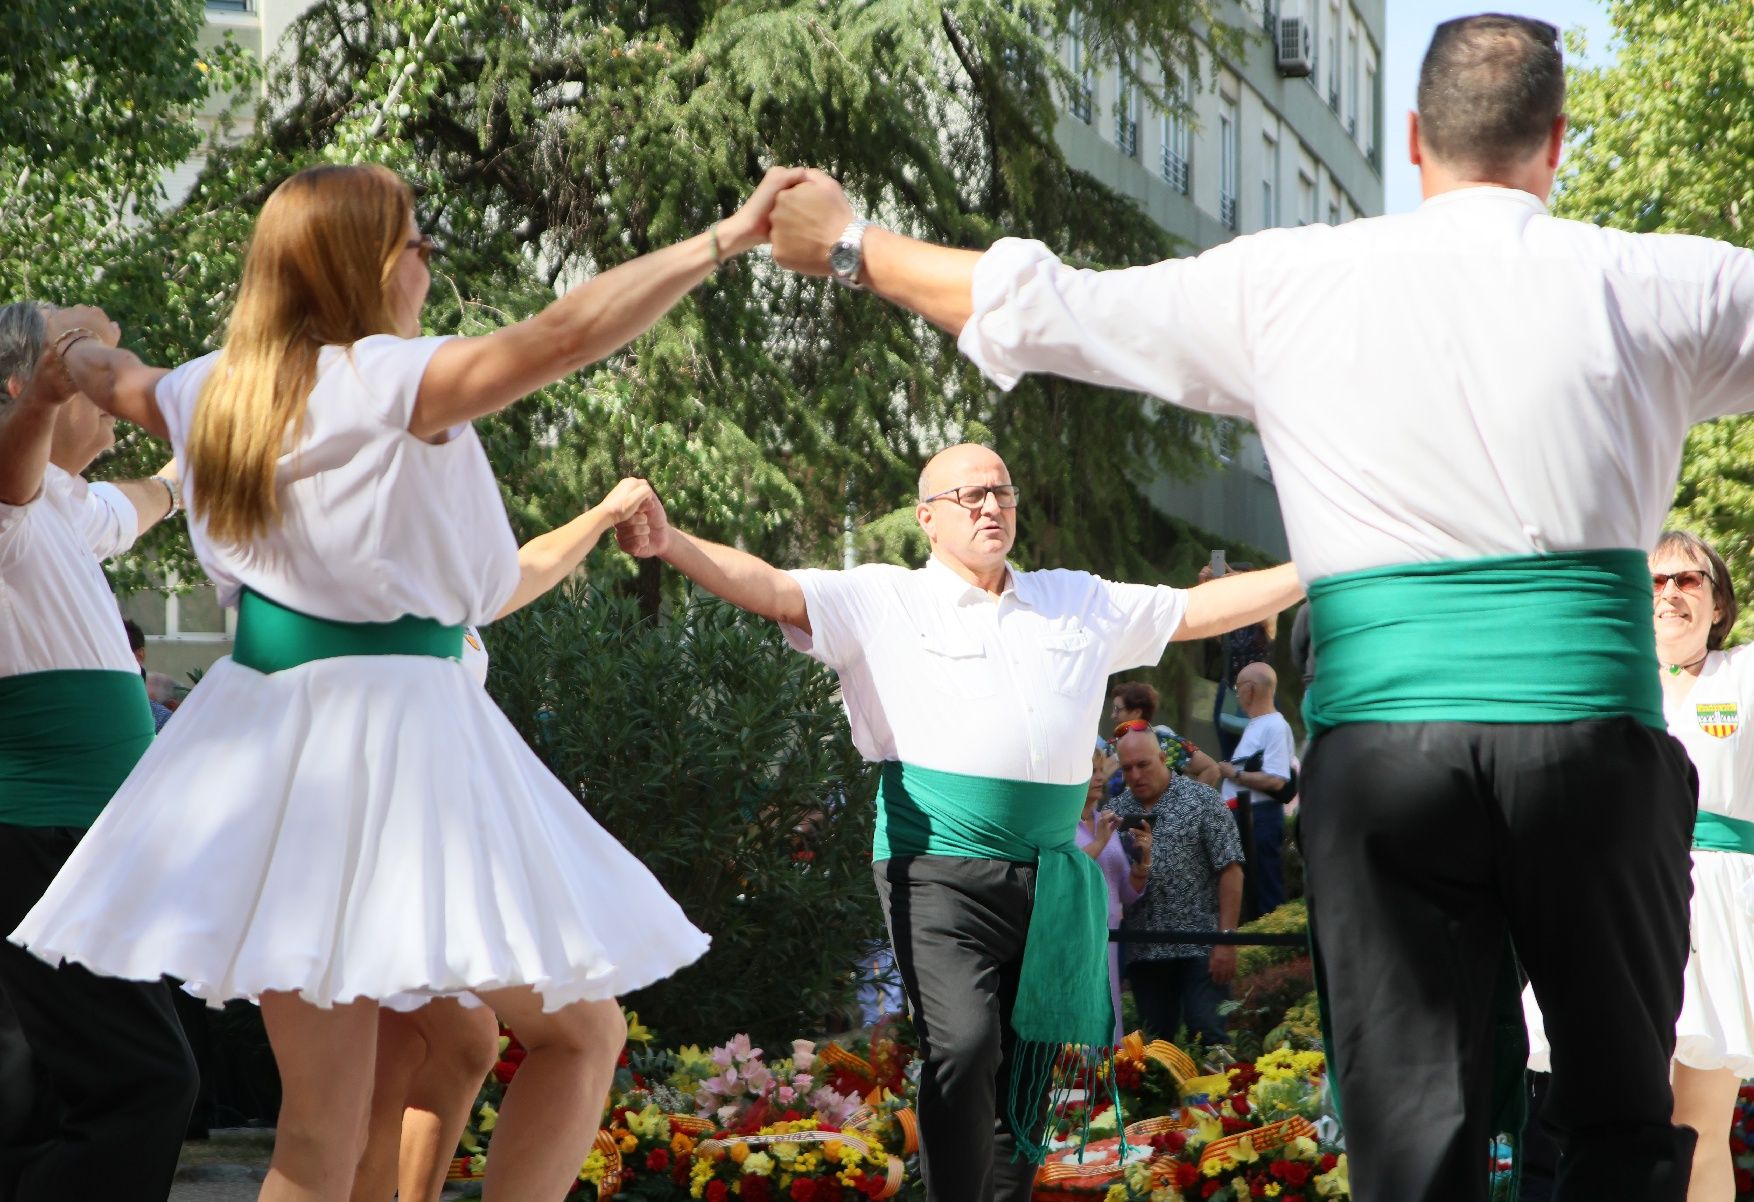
[1557,2,1754,640]
[89,0,1249,603]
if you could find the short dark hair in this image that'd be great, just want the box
[1654,530,1738,650]
[1417,14,1564,175]
[1111,681,1158,722]
[123,619,147,653]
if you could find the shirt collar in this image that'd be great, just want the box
[1418,184,1549,215]
[923,554,1034,609]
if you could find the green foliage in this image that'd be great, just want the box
[484,585,882,1046]
[1231,897,1307,981]
[1557,3,1754,642]
[83,0,1244,604]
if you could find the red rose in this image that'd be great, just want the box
[787,1179,815,1202]
[1221,1115,1252,1134]
[1230,1095,1252,1117]
[646,1148,670,1172]
[617,1048,631,1067]
[1319,1154,1338,1172]
[1733,1135,1749,1156]
[1281,1162,1311,1186]
[1201,1182,1224,1199]
[1740,1169,1754,1195]
[491,1060,519,1084]
[862,1175,889,1199]
[782,1109,803,1122]
[740,1177,772,1202]
[706,1181,729,1202]
[1174,1163,1201,1188]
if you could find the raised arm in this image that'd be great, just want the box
[410,167,807,440]
[613,486,809,631]
[769,171,1255,412]
[492,478,659,619]
[1173,563,1304,642]
[56,342,170,439]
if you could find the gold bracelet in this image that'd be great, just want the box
[51,327,95,359]
[708,222,724,267]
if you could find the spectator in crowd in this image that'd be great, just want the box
[1077,747,1146,1043]
[123,619,174,732]
[1216,663,1297,914]
[1108,727,1243,1046]
[1108,681,1221,791]
[1109,681,1159,726]
[1200,563,1275,758]
[145,673,179,713]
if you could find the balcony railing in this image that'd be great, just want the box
[1160,145,1189,194]
[1219,193,1238,231]
[1116,114,1138,159]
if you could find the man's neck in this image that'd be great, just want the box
[933,549,1009,597]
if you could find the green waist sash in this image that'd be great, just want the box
[233,588,464,675]
[0,669,154,828]
[1694,811,1754,855]
[1303,549,1662,736]
[877,761,1116,1163]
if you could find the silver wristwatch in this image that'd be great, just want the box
[828,219,872,289]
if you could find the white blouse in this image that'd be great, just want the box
[1670,647,1754,823]
[155,336,519,626]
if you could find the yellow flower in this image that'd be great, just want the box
[772,1143,798,1164]
[476,1102,498,1134]
[824,1141,845,1161]
[623,1009,654,1045]
[729,1143,750,1165]
[795,1151,820,1173]
[468,1153,486,1177]
[1104,1186,1128,1202]
[1202,1155,1228,1177]
[1264,1185,1283,1198]
[1316,1154,1350,1198]
[672,1132,697,1156]
[742,1151,776,1177]
[1231,1136,1259,1164]
[579,1149,608,1186]
[618,1132,638,1154]
[1289,1136,1320,1161]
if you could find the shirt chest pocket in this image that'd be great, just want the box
[917,632,1002,699]
[1041,626,1101,699]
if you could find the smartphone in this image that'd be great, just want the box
[1209,548,1228,578]
[1118,815,1152,832]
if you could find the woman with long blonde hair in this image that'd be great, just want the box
[13,160,802,1201]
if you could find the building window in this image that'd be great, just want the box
[1347,28,1360,138]
[1328,200,1341,225]
[1115,61,1140,158]
[1219,96,1239,232]
[1364,59,1378,159]
[1159,65,1192,193]
[1298,173,1316,225]
[205,0,251,10]
[1261,132,1280,229]
[1261,0,1277,36]
[1326,2,1340,111]
[1068,13,1093,123]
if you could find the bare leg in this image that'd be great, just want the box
[396,1001,500,1202]
[259,994,379,1202]
[348,1010,430,1202]
[1673,1061,1741,1202]
[473,988,625,1202]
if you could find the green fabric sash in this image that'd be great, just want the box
[0,669,154,828]
[232,588,464,675]
[1302,549,1662,737]
[877,761,1117,1163]
[1694,810,1754,855]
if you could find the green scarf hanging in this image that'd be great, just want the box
[877,761,1119,1163]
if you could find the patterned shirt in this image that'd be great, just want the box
[1109,776,1243,962]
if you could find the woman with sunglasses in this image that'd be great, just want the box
[1527,530,1754,1201]
[10,160,803,1201]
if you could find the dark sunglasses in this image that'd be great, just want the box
[1112,719,1152,740]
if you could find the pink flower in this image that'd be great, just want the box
[777,1085,797,1105]
[791,1040,817,1072]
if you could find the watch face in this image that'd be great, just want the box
[829,240,860,276]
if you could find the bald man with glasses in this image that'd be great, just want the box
[613,443,1301,1202]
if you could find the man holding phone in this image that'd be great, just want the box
[1108,726,1242,1046]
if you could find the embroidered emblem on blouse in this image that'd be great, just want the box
[1697,701,1740,739]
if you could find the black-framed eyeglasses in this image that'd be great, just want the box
[1652,569,1713,596]
[405,234,439,265]
[922,483,1021,511]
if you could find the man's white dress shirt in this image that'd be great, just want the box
[0,465,140,677]
[958,187,1754,580]
[783,557,1188,786]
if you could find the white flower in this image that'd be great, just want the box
[792,1039,817,1071]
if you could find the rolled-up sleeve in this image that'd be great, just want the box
[81,482,140,559]
[955,237,1257,418]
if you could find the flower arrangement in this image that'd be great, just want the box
[687,1116,904,1202]
[1733,1083,1754,1199]
[688,1034,865,1132]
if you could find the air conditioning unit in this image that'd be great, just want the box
[1276,17,1314,78]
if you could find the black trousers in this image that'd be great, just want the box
[874,855,1039,1202]
[0,824,196,1202]
[1300,719,1697,1202]
[1128,956,1227,1046]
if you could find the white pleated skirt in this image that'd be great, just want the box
[1526,847,1754,1076]
[11,654,710,1011]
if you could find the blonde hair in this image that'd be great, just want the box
[188,164,414,545]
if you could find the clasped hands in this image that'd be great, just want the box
[720,166,859,278]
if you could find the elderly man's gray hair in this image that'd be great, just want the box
[0,302,47,397]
